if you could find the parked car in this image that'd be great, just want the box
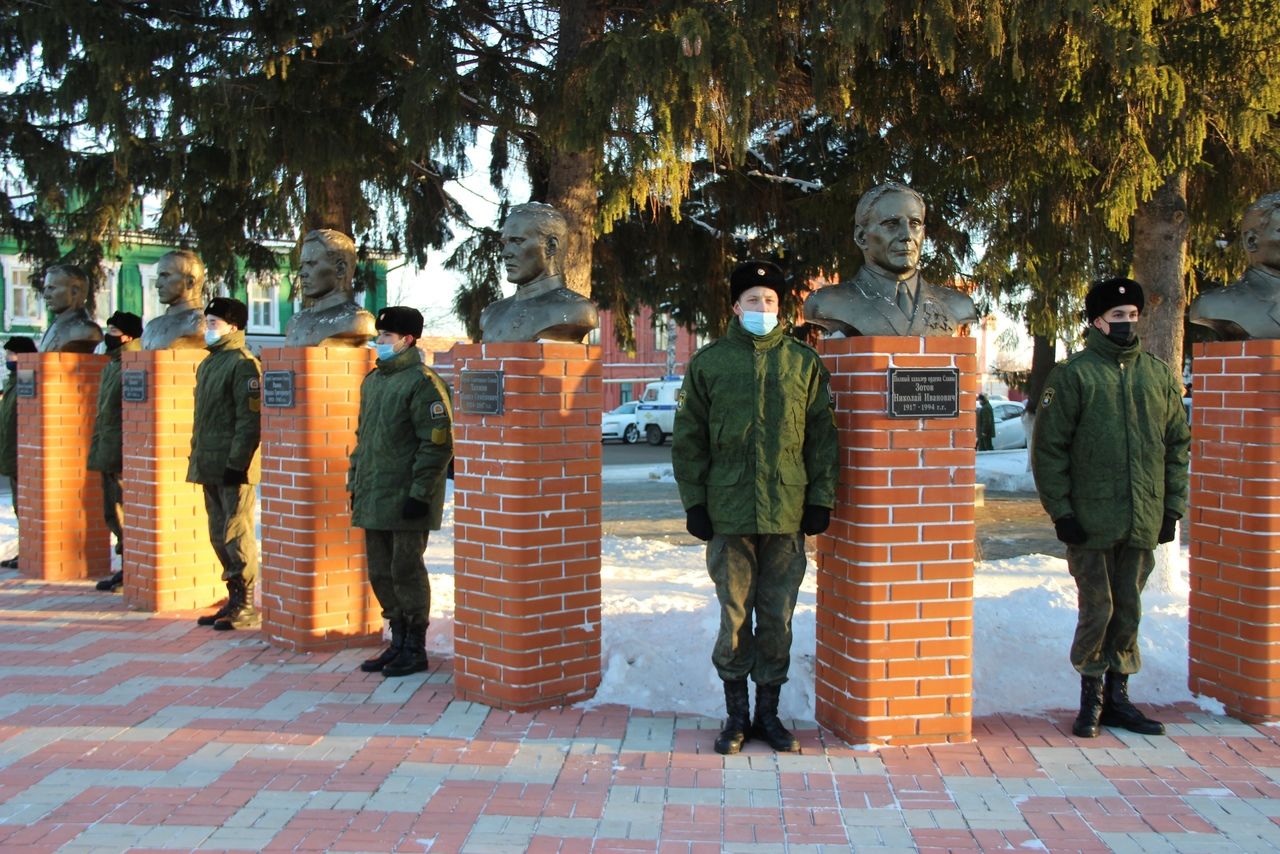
[636,378,682,445]
[991,399,1028,450]
[601,401,642,444]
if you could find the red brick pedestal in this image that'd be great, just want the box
[452,342,602,710]
[813,336,977,745]
[14,352,111,580]
[1188,340,1280,722]
[259,347,379,652]
[121,349,223,612]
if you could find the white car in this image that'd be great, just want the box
[601,401,642,444]
[991,400,1028,450]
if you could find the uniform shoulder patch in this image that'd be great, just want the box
[1041,388,1055,408]
[430,401,446,419]
[676,389,686,411]
[247,378,260,392]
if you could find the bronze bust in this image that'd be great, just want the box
[804,182,977,336]
[142,250,208,350]
[38,265,104,353]
[283,229,376,347]
[1190,192,1280,340]
[479,203,599,343]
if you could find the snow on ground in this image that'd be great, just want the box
[0,449,1203,725]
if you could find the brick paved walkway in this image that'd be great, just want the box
[2,571,1279,853]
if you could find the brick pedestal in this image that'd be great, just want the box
[452,342,602,711]
[813,336,977,745]
[121,349,223,612]
[13,352,111,580]
[1188,340,1280,722]
[259,347,379,652]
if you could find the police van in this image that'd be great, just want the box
[635,377,682,445]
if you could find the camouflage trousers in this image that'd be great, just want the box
[364,529,431,623]
[706,533,808,686]
[101,472,123,556]
[1066,544,1156,676]
[202,484,259,584]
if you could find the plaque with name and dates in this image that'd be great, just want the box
[14,369,35,399]
[457,370,504,415]
[262,370,296,408]
[122,370,148,403]
[887,367,960,418]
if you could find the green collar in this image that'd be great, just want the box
[727,317,787,351]
[377,344,423,374]
[1085,326,1140,363]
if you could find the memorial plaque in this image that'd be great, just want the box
[122,369,148,403]
[262,370,296,408]
[887,367,960,418]
[14,369,35,399]
[458,370,504,415]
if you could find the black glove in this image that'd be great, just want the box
[402,497,430,519]
[1158,513,1179,544]
[801,505,831,536]
[222,467,248,486]
[1054,515,1088,545]
[685,505,714,541]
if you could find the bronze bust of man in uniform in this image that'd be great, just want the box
[38,264,104,353]
[1190,191,1280,340]
[804,182,977,337]
[142,250,207,350]
[283,229,376,347]
[479,203,599,343]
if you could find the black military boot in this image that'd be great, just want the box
[360,617,406,673]
[383,615,428,677]
[1100,672,1165,735]
[95,570,124,592]
[197,584,236,627]
[752,682,800,752]
[1072,674,1105,738]
[714,680,751,755]
[213,577,261,631]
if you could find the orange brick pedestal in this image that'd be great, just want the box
[259,347,379,652]
[14,352,111,580]
[452,342,602,711]
[813,336,977,746]
[121,349,223,612]
[1188,339,1280,722]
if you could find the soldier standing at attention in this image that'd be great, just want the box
[672,261,839,754]
[1033,277,1190,738]
[0,337,37,569]
[190,298,263,631]
[349,307,453,678]
[89,312,144,591]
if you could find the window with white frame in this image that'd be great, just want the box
[92,263,121,327]
[139,262,161,323]
[3,258,43,328]
[246,272,279,333]
[653,312,671,352]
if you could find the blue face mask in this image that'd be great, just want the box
[204,328,224,347]
[740,311,779,336]
[4,361,15,374]
[374,342,398,361]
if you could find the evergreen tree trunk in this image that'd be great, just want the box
[304,173,359,236]
[1131,172,1189,372]
[543,0,606,298]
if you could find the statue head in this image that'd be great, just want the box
[500,203,566,286]
[854,182,927,280]
[156,250,206,307]
[299,228,357,301]
[1242,191,1280,277]
[42,264,90,314]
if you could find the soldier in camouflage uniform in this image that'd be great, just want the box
[349,307,453,678]
[1034,277,1190,738]
[0,336,37,569]
[672,261,839,754]
[89,311,144,591]
[189,298,263,632]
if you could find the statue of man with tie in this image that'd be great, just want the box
[803,182,977,337]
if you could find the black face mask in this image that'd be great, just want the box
[1104,321,1136,347]
[103,333,123,351]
